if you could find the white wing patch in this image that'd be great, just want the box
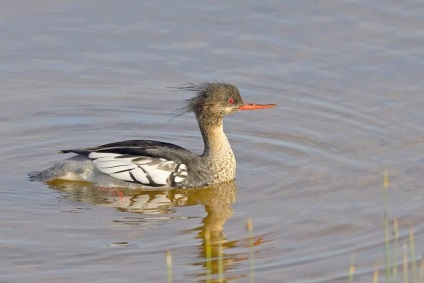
[89,152,188,187]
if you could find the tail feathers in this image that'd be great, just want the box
[28,155,94,182]
[60,149,90,157]
[28,172,41,181]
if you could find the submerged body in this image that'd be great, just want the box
[32,82,276,188]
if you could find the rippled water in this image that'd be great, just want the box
[1,1,423,282]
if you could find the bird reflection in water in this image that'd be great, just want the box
[46,180,263,281]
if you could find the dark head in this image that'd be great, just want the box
[176,82,276,125]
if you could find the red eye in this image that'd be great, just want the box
[228,98,234,104]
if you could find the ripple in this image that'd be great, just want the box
[1,1,424,282]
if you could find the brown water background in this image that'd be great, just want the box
[1,1,423,282]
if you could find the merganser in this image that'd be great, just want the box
[31,82,276,188]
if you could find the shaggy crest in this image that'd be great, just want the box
[172,82,241,119]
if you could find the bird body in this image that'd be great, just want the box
[31,82,276,189]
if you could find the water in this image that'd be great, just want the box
[1,1,423,282]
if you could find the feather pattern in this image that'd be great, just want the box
[88,152,187,187]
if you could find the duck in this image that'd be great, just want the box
[31,82,276,188]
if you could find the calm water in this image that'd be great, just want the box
[1,1,423,282]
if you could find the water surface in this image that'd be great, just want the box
[1,1,423,282]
